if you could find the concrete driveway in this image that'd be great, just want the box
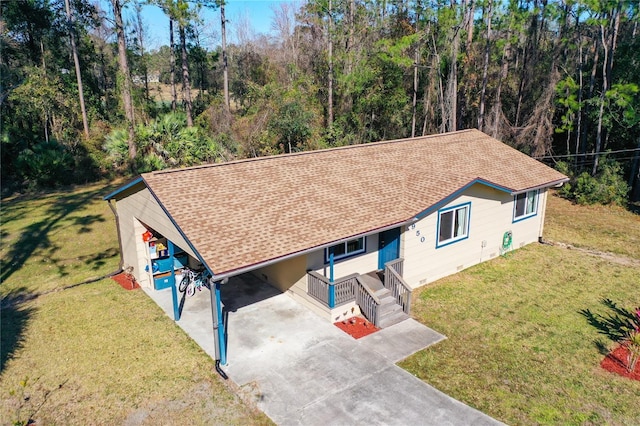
[145,274,503,426]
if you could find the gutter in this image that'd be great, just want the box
[210,218,418,282]
[510,178,569,195]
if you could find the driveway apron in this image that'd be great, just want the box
[144,275,503,426]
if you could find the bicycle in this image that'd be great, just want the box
[178,268,211,297]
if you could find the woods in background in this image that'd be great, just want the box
[1,0,639,202]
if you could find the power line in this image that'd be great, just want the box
[534,147,640,160]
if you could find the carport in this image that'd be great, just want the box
[142,270,501,425]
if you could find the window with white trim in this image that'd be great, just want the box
[325,237,365,262]
[437,203,470,247]
[513,190,538,221]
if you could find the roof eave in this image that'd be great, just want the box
[103,177,144,200]
[510,177,570,195]
[209,219,417,282]
[414,178,512,220]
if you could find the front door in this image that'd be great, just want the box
[378,227,401,270]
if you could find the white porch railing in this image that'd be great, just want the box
[383,259,411,314]
[306,257,411,325]
[307,271,357,308]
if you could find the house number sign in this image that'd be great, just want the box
[407,223,426,243]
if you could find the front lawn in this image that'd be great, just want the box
[401,193,640,425]
[0,182,271,425]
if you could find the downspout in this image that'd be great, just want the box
[210,277,228,379]
[537,189,548,243]
[107,199,125,274]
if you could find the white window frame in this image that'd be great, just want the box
[513,190,539,222]
[325,237,366,263]
[436,202,471,248]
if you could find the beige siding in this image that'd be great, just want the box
[132,218,151,288]
[403,183,547,288]
[307,234,379,279]
[115,187,197,284]
[253,254,308,292]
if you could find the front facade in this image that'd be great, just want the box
[105,129,567,364]
[249,181,551,321]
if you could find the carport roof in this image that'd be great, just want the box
[106,129,567,277]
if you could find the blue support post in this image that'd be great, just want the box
[329,253,335,308]
[216,282,227,365]
[168,240,180,321]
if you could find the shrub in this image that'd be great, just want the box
[103,113,222,173]
[103,128,130,170]
[16,141,74,188]
[555,158,629,205]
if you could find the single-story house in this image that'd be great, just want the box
[104,129,568,365]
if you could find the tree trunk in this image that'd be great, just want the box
[65,0,89,138]
[170,18,177,112]
[575,28,583,168]
[411,46,419,138]
[593,8,620,176]
[179,23,193,127]
[327,0,334,127]
[477,0,491,131]
[446,28,459,132]
[111,0,136,161]
[135,3,150,103]
[40,40,50,143]
[490,35,510,139]
[411,6,421,138]
[221,2,230,115]
[629,137,640,202]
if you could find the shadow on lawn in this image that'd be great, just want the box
[0,288,37,372]
[0,184,117,284]
[579,299,640,355]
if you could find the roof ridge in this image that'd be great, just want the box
[145,129,479,176]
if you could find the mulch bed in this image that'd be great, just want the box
[334,316,379,339]
[111,272,140,291]
[601,345,640,381]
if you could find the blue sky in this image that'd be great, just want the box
[100,1,301,50]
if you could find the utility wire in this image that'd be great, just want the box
[534,147,640,160]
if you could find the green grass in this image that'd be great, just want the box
[401,193,640,425]
[1,182,271,425]
[544,193,640,259]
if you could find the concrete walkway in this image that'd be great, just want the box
[144,275,503,426]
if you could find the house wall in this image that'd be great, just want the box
[252,254,308,292]
[307,234,380,279]
[402,183,549,288]
[115,186,197,284]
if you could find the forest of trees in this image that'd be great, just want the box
[2,0,639,202]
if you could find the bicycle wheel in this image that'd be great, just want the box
[178,273,189,292]
[186,282,196,297]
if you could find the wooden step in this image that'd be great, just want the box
[357,271,409,328]
[378,310,409,328]
[358,273,385,292]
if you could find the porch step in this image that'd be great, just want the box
[377,293,409,328]
[378,310,410,328]
[360,272,389,298]
[358,271,409,328]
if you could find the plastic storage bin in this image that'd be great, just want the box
[153,272,174,290]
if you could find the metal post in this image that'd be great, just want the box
[168,240,180,321]
[210,278,221,361]
[216,281,227,365]
[329,253,335,308]
[210,279,227,365]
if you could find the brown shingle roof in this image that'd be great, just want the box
[141,129,567,276]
